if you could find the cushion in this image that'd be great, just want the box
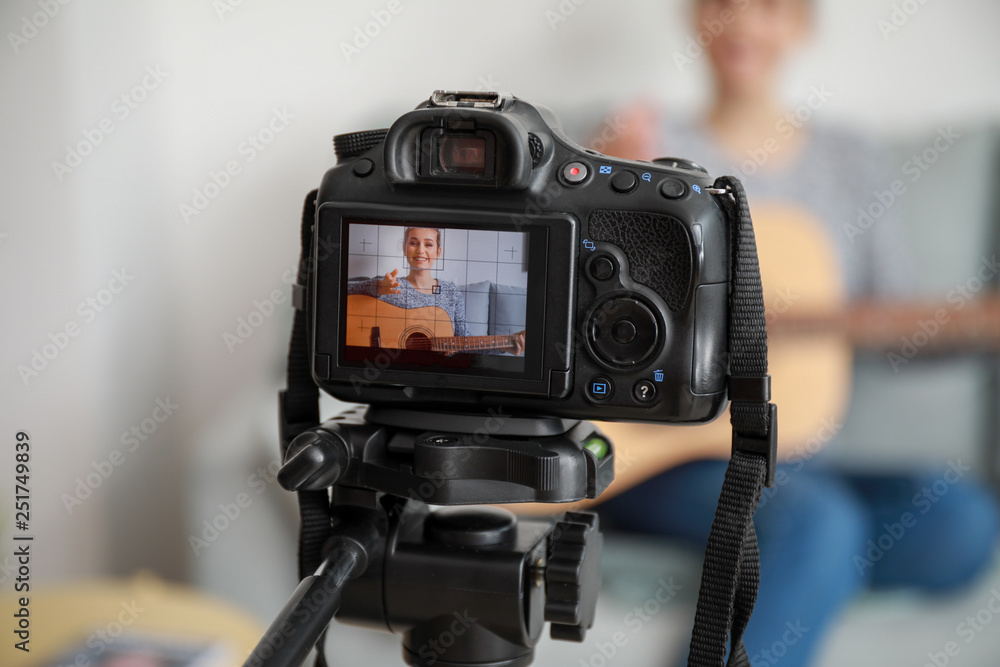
[461,281,491,336]
[488,283,527,336]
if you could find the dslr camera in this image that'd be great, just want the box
[246,92,774,667]
[311,90,729,423]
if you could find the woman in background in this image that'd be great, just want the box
[597,0,998,664]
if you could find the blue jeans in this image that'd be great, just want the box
[598,459,999,666]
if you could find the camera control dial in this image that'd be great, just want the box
[587,297,661,367]
[333,129,389,160]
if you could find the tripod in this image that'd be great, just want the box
[245,406,614,667]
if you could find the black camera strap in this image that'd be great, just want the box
[280,189,330,583]
[687,176,777,667]
[279,189,334,667]
[279,178,776,667]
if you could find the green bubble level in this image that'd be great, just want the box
[583,436,608,460]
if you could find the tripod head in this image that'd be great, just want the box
[246,406,613,667]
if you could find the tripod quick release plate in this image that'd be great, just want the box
[279,406,614,505]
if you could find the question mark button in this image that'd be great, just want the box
[632,379,657,403]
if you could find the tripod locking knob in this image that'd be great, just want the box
[544,512,603,642]
[279,428,350,491]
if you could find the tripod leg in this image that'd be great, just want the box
[244,525,374,667]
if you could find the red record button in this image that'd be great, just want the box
[562,161,589,184]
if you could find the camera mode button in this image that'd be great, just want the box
[586,377,613,402]
[610,170,638,193]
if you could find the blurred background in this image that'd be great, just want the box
[1,1,1000,665]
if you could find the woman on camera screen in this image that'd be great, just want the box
[346,226,526,356]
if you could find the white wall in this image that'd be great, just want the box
[1,0,998,583]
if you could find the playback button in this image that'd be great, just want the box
[587,376,613,402]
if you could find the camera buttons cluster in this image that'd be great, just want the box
[586,377,659,405]
[587,377,613,402]
[561,161,589,184]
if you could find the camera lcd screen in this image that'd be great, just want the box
[341,219,543,379]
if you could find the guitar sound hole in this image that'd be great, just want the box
[404,333,432,350]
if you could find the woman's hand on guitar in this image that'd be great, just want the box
[377,268,402,295]
[505,330,526,356]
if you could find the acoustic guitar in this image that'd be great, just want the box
[508,202,1000,514]
[346,294,519,352]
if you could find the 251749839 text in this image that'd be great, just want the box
[12,431,32,653]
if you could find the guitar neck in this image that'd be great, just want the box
[430,334,512,353]
[771,296,1000,351]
